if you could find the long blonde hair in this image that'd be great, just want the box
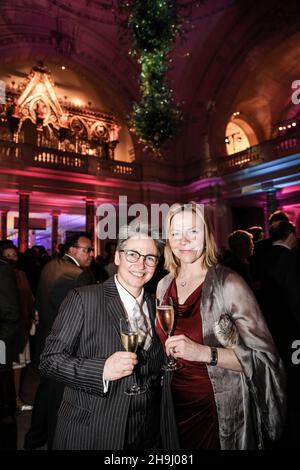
[164,202,218,277]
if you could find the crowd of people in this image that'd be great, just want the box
[0,204,299,450]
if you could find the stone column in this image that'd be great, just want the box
[85,199,95,245]
[18,192,30,252]
[51,211,60,257]
[108,140,118,160]
[0,210,8,239]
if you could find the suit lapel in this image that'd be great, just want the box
[103,277,127,340]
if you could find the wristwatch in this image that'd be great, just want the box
[209,346,218,366]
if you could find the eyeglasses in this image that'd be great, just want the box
[73,245,94,253]
[119,249,159,267]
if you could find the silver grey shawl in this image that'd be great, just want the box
[157,264,286,450]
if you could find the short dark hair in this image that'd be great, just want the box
[268,210,289,226]
[0,240,15,258]
[65,232,92,251]
[117,222,164,257]
[246,226,263,243]
[228,230,253,252]
[269,221,296,242]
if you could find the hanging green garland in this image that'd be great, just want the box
[123,0,183,156]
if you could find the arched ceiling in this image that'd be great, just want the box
[207,12,300,157]
[0,0,138,107]
[1,0,300,165]
[231,31,300,135]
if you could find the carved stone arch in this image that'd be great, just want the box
[90,121,109,141]
[88,120,110,159]
[16,66,65,131]
[66,116,88,154]
[29,96,50,123]
[69,116,88,139]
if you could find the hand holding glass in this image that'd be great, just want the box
[120,317,147,395]
[156,297,183,371]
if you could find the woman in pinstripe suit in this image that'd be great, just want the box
[39,223,176,450]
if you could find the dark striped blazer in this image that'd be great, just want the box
[39,277,175,450]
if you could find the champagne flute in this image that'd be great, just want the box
[156,297,183,371]
[120,317,147,395]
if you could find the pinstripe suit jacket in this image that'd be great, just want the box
[39,277,168,450]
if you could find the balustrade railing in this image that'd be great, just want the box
[0,140,139,179]
[2,131,300,181]
[0,140,21,160]
[218,131,300,173]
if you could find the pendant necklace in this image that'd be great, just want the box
[179,279,187,287]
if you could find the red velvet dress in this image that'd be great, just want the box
[156,279,220,450]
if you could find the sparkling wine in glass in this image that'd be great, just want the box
[121,330,139,353]
[120,318,147,395]
[156,297,183,371]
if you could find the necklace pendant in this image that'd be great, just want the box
[180,280,186,287]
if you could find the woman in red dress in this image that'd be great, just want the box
[156,202,286,450]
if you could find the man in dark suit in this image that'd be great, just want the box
[24,232,95,450]
[0,258,20,450]
[252,210,300,281]
[39,223,171,450]
[258,221,300,448]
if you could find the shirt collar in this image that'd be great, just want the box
[272,241,291,250]
[114,274,144,312]
[65,253,81,267]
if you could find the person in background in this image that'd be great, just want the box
[18,245,50,296]
[257,220,300,448]
[156,202,286,450]
[246,226,264,243]
[0,248,20,450]
[24,232,95,450]
[103,241,118,277]
[0,242,35,412]
[252,210,290,279]
[89,256,109,284]
[221,230,255,290]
